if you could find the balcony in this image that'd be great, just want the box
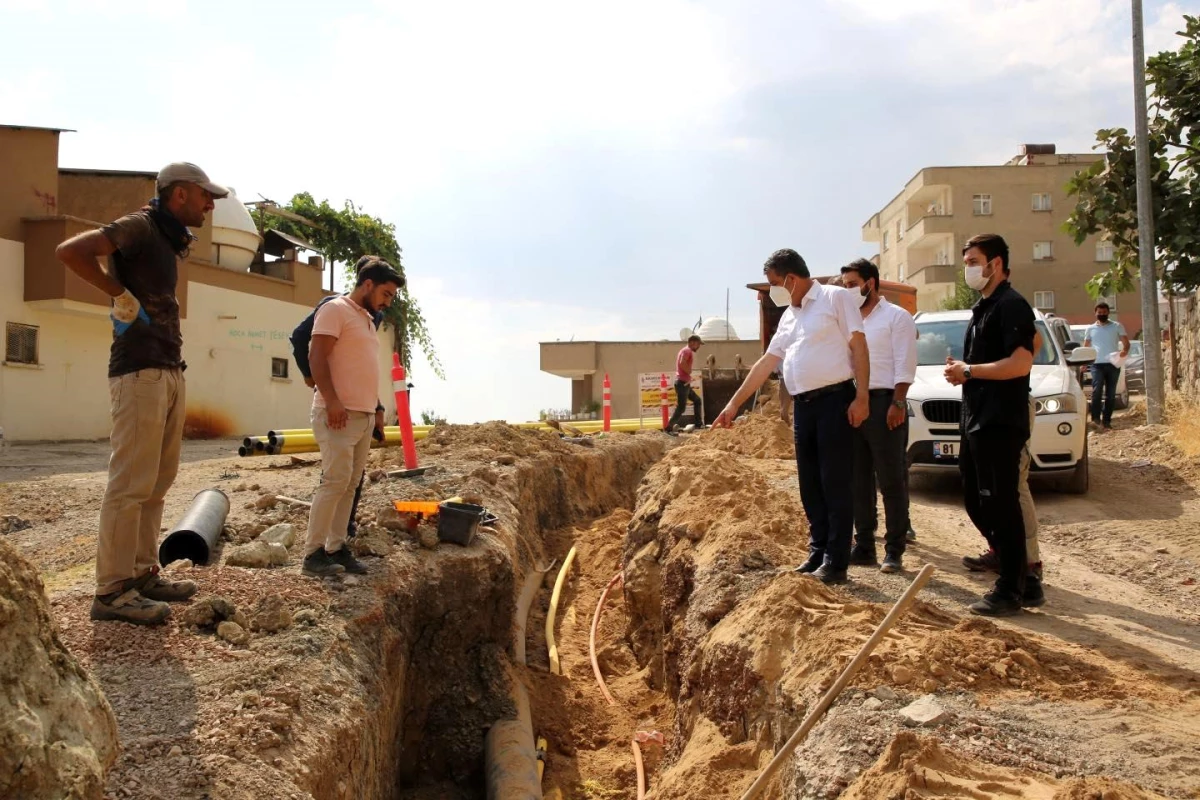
[905,213,955,247]
[907,264,958,288]
[540,341,598,378]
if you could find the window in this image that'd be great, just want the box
[1096,240,1114,262]
[1032,192,1052,212]
[5,322,38,365]
[898,263,907,282]
[935,250,950,265]
[882,230,890,251]
[1033,291,1055,310]
[896,218,904,241]
[271,357,289,379]
[1033,241,1054,260]
[972,194,992,215]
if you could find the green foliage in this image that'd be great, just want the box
[418,409,447,426]
[939,270,981,311]
[263,192,444,379]
[1065,15,1200,297]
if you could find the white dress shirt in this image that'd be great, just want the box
[767,282,865,395]
[861,297,917,390]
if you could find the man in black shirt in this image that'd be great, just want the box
[944,234,1036,616]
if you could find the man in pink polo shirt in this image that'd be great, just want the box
[303,258,404,577]
[667,334,704,431]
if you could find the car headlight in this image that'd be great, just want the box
[1034,393,1077,415]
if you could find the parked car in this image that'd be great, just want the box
[1125,340,1145,391]
[906,309,1095,493]
[1068,324,1129,409]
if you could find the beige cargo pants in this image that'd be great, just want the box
[1019,397,1041,565]
[304,408,373,556]
[95,368,185,596]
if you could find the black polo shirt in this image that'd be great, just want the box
[962,281,1035,436]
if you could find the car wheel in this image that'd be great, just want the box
[1063,438,1089,494]
[1116,385,1129,410]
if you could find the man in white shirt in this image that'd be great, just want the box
[838,259,917,574]
[716,249,870,585]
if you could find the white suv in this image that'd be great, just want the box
[906,309,1095,493]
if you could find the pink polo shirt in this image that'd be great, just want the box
[310,296,380,414]
[676,346,694,383]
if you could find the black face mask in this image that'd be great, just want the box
[1097,314,1109,323]
[146,197,196,256]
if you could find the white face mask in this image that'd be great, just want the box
[770,282,792,308]
[964,263,990,290]
[855,286,869,308]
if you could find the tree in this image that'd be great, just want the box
[1064,15,1200,300]
[259,193,444,379]
[939,270,981,311]
[419,409,447,426]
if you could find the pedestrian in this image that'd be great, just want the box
[302,259,404,577]
[56,162,228,625]
[290,256,388,539]
[944,234,1035,616]
[714,248,870,585]
[1083,301,1129,431]
[668,335,704,431]
[838,259,916,574]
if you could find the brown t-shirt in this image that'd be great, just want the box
[101,211,185,378]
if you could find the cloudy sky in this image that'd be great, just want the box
[1,0,1188,422]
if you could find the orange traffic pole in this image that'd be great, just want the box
[602,373,612,433]
[391,353,419,470]
[660,373,669,429]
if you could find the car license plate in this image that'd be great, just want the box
[933,441,959,459]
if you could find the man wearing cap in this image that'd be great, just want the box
[667,334,704,431]
[57,162,227,625]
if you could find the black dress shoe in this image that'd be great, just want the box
[969,590,1022,617]
[849,546,878,566]
[811,564,848,585]
[794,553,824,574]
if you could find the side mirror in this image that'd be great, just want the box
[1063,341,1080,352]
[1067,345,1097,366]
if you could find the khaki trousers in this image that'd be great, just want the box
[1019,398,1041,565]
[95,368,185,595]
[305,408,372,556]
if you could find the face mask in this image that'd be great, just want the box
[1097,314,1109,323]
[770,281,792,308]
[855,286,870,308]
[964,264,990,291]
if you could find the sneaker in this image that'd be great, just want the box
[135,570,197,603]
[1022,574,1046,608]
[968,590,1022,617]
[962,548,1000,573]
[905,526,917,543]
[810,564,848,585]
[328,546,368,575]
[849,546,878,567]
[302,549,346,578]
[90,589,170,626]
[880,555,903,574]
[794,553,824,574]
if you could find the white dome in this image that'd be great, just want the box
[696,317,738,341]
[211,188,262,271]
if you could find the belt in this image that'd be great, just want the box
[868,388,894,397]
[792,379,854,403]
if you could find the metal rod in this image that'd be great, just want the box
[1132,0,1165,423]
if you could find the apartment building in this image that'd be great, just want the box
[861,144,1143,333]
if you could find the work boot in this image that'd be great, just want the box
[302,549,346,578]
[810,564,848,586]
[794,552,824,574]
[90,589,171,626]
[849,545,878,567]
[328,546,368,575]
[880,554,903,574]
[1022,573,1046,608]
[136,570,197,603]
[962,548,1000,573]
[969,589,1022,617]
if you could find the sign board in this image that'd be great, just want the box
[638,373,703,418]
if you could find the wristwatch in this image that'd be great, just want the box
[963,366,973,381]
[891,399,906,411]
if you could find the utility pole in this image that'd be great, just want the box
[1132,0,1165,423]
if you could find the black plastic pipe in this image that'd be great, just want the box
[158,488,230,566]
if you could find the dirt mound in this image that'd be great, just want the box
[843,733,1166,800]
[696,414,794,460]
[0,538,118,800]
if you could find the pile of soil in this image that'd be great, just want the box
[698,414,795,460]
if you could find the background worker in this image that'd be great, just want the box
[303,259,403,578]
[715,248,870,585]
[1083,301,1130,431]
[56,162,228,625]
[839,259,917,574]
[668,335,704,431]
[291,255,387,539]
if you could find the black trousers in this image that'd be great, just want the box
[959,429,1027,599]
[793,383,855,570]
[852,393,909,557]
[668,380,702,429]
